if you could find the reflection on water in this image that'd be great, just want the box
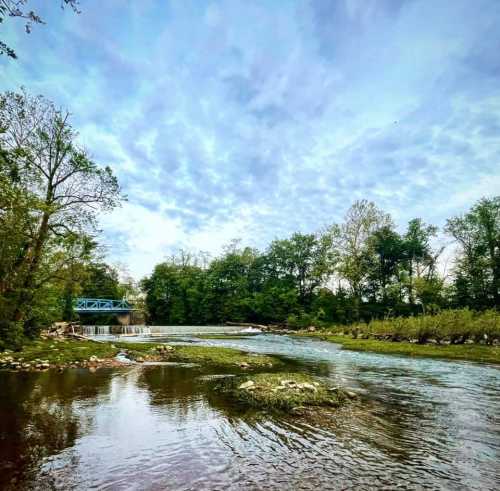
[0,335,499,490]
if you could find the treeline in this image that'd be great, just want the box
[143,198,499,326]
[0,89,127,349]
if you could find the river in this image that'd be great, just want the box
[0,334,499,490]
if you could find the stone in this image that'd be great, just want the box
[297,383,317,391]
[239,362,250,369]
[345,391,357,399]
[307,326,316,332]
[238,380,255,390]
[136,357,144,363]
[89,355,98,362]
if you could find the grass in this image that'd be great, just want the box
[165,344,278,368]
[315,309,500,345]
[0,338,280,370]
[218,372,350,412]
[0,338,120,365]
[105,341,280,368]
[300,333,500,364]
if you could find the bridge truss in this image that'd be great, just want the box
[74,298,133,313]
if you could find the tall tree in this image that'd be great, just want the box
[334,200,392,318]
[367,225,404,304]
[0,89,122,334]
[402,218,439,305]
[446,197,500,308]
[266,232,335,307]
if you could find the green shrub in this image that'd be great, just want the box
[323,309,500,345]
[0,320,25,351]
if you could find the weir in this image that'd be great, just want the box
[80,325,245,336]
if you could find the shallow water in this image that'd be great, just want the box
[0,334,499,490]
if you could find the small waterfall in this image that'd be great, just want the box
[121,325,151,336]
[81,324,242,336]
[81,325,110,336]
[98,326,110,335]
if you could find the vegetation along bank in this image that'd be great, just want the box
[296,309,500,364]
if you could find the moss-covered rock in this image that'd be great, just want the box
[218,372,352,412]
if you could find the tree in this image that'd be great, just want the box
[402,218,439,305]
[334,200,392,318]
[1,0,79,59]
[0,89,122,336]
[446,197,500,309]
[266,232,335,308]
[142,257,210,326]
[366,225,404,304]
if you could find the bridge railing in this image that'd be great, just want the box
[74,298,133,312]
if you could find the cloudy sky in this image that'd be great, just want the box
[1,0,499,278]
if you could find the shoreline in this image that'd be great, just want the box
[293,332,500,365]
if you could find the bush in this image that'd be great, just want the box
[328,309,500,345]
[0,320,25,351]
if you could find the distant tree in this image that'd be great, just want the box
[266,232,335,308]
[80,263,122,300]
[0,0,79,59]
[141,253,210,325]
[366,225,404,304]
[402,218,439,305]
[446,197,500,309]
[334,200,392,318]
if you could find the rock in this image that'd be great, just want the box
[297,382,317,391]
[238,380,255,390]
[136,357,144,363]
[89,355,98,362]
[239,362,249,369]
[307,326,316,332]
[345,390,357,399]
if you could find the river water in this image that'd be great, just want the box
[0,334,499,490]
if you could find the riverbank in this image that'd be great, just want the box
[295,333,500,364]
[0,337,281,371]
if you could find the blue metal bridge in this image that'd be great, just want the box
[74,298,133,313]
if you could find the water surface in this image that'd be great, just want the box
[1,334,499,490]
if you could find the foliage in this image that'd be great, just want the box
[318,309,500,346]
[0,89,122,347]
[0,0,79,59]
[143,197,498,329]
[446,197,500,309]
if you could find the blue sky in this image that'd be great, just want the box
[2,0,500,278]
